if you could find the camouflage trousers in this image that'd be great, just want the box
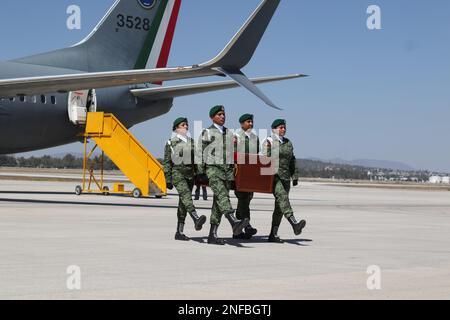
[234,191,254,221]
[271,176,294,226]
[209,176,234,226]
[173,172,195,223]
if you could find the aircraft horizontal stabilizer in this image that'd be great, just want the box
[130,74,305,100]
[214,68,282,110]
[0,67,219,97]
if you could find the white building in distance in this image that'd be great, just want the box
[429,176,450,184]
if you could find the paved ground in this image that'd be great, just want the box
[0,178,449,299]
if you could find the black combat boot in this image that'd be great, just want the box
[287,215,306,236]
[233,223,257,240]
[207,224,225,245]
[189,211,207,231]
[225,211,250,236]
[233,232,252,240]
[268,225,284,243]
[245,224,258,237]
[175,222,190,241]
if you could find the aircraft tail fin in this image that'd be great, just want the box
[13,0,182,73]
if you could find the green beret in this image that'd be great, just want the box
[209,105,225,118]
[239,113,254,123]
[271,119,286,129]
[173,117,188,130]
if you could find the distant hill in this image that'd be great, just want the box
[308,157,415,171]
[50,152,85,159]
[1,153,432,180]
[297,158,430,181]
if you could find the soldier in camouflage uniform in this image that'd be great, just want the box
[233,113,259,239]
[163,117,207,241]
[198,105,249,245]
[262,119,306,243]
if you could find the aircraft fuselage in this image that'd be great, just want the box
[0,61,173,154]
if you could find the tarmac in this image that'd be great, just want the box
[0,176,449,300]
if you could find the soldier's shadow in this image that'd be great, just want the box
[189,236,313,248]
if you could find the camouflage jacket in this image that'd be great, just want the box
[233,129,260,155]
[163,135,197,184]
[262,135,299,181]
[198,124,235,181]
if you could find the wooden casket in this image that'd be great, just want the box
[234,153,275,194]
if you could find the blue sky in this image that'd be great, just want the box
[1,0,449,172]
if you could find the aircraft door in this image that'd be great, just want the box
[68,89,97,125]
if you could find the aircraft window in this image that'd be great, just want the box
[51,96,56,105]
[9,97,15,102]
[19,95,26,103]
[32,96,37,103]
[41,95,46,104]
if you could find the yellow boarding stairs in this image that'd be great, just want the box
[75,112,166,198]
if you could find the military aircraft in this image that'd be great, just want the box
[0,0,305,154]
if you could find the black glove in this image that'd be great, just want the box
[292,180,298,187]
[166,182,174,190]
